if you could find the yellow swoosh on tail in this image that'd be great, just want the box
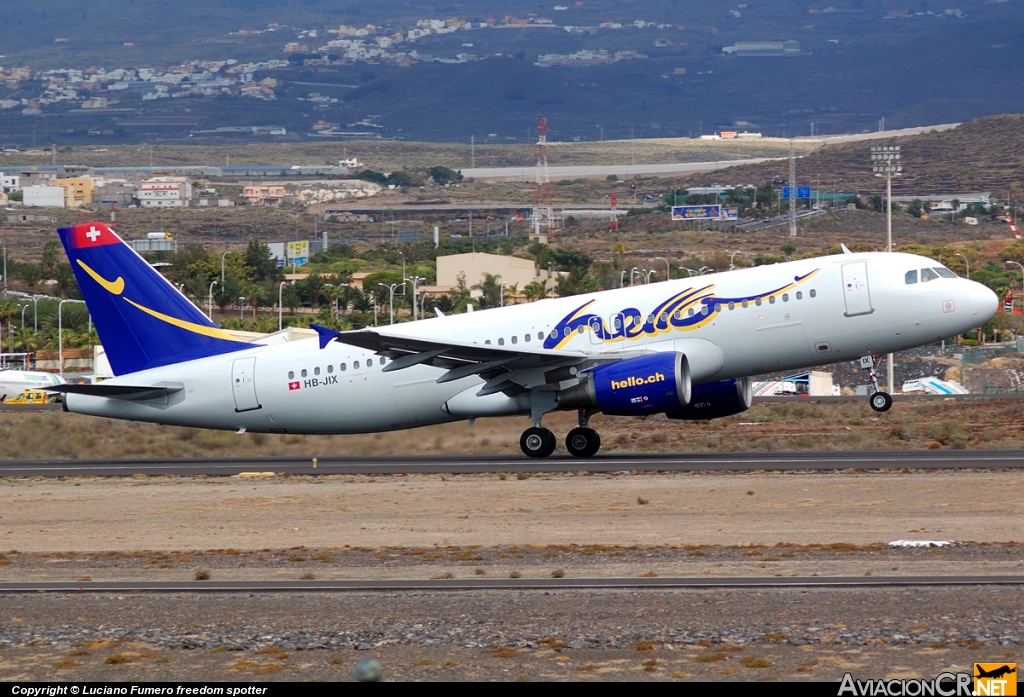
[76,259,125,295]
[123,298,246,342]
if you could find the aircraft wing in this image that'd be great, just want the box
[334,329,617,396]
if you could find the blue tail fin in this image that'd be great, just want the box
[59,222,250,376]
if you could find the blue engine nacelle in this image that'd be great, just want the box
[666,377,752,420]
[558,352,691,416]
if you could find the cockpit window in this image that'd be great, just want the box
[934,267,957,279]
[905,270,918,285]
[920,268,939,282]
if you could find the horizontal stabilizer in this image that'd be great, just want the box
[50,383,184,401]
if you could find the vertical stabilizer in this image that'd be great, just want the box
[58,222,250,375]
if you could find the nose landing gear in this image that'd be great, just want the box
[862,355,892,412]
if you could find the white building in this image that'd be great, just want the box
[22,186,66,208]
[0,173,19,193]
[135,177,192,208]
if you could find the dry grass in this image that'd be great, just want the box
[193,567,211,581]
[104,654,131,665]
[6,398,1024,461]
[695,653,729,663]
[741,656,773,668]
[633,640,657,652]
[492,647,517,658]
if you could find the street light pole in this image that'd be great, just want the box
[641,268,654,283]
[406,276,423,320]
[620,269,626,288]
[378,283,399,325]
[955,253,970,280]
[208,281,217,320]
[221,251,229,284]
[728,250,740,270]
[239,297,245,320]
[872,145,902,396]
[656,256,670,281]
[278,281,286,331]
[500,281,506,307]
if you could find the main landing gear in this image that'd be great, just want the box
[519,410,601,459]
[861,354,893,413]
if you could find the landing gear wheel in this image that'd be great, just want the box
[520,427,556,458]
[870,391,893,412]
[565,427,601,458]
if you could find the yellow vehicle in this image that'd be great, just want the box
[3,390,57,405]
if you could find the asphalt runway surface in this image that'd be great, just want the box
[2,449,1024,477]
[1,575,1022,594]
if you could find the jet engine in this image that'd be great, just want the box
[666,378,752,420]
[558,352,691,416]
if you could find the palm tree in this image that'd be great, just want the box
[244,284,263,320]
[503,282,520,306]
[301,273,327,312]
[523,281,546,303]
[17,263,41,292]
[472,273,502,309]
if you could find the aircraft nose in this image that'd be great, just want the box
[968,281,998,323]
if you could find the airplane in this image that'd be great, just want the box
[0,370,66,403]
[52,222,998,458]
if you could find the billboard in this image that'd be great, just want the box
[720,207,739,221]
[286,240,309,267]
[672,205,721,220]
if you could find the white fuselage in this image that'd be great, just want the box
[64,252,997,433]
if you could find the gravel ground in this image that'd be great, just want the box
[1,470,1022,681]
[0,587,1020,681]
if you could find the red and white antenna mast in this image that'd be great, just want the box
[532,116,558,233]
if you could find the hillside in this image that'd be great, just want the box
[673,115,1024,199]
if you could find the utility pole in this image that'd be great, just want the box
[789,139,797,237]
[470,135,475,168]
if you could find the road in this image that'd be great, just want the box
[0,575,1020,594]
[3,449,1024,478]
[460,157,778,181]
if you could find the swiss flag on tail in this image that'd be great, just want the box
[66,222,121,249]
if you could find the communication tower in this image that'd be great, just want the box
[532,116,559,232]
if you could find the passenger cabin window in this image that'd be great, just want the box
[934,267,958,279]
[809,289,817,298]
[782,293,789,302]
[511,336,518,344]
[288,371,295,380]
[769,296,776,304]
[796,291,803,300]
[354,361,360,370]
[498,338,504,345]
[327,365,333,374]
[905,270,918,284]
[921,268,939,283]
[314,367,320,376]
[301,369,308,378]
[367,358,373,367]
[524,334,530,343]
[340,363,347,372]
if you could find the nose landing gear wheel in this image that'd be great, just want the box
[565,427,601,458]
[870,391,892,412]
[520,426,556,458]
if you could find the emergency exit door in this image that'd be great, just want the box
[841,261,874,317]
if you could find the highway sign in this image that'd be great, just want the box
[783,187,812,199]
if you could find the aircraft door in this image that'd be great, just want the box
[588,316,605,346]
[231,357,261,412]
[841,261,874,317]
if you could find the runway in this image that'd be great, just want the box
[2,449,1024,477]
[0,575,1021,594]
